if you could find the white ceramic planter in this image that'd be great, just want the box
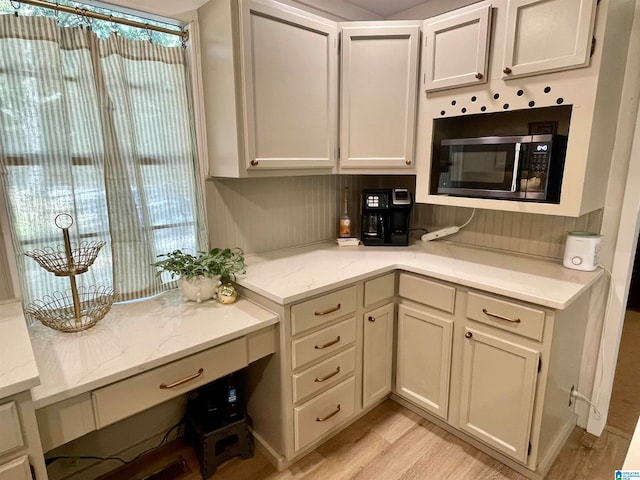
[178,276,221,303]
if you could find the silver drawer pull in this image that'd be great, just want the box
[315,304,341,316]
[159,368,204,389]
[315,336,341,350]
[315,366,341,383]
[482,308,521,323]
[316,404,341,422]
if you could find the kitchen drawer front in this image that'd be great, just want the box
[36,393,96,452]
[0,401,23,456]
[294,376,356,452]
[92,338,247,428]
[292,347,356,403]
[291,317,356,370]
[466,292,545,341]
[364,273,395,308]
[0,455,31,480]
[398,273,455,314]
[291,286,357,336]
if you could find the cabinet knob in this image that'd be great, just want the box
[405,160,412,165]
[503,67,512,75]
[465,331,473,339]
[368,316,376,322]
[475,72,484,80]
[250,159,259,166]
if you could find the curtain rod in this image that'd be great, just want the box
[11,0,188,40]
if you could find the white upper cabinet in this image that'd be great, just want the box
[339,22,420,171]
[199,0,338,177]
[422,2,492,92]
[501,0,598,79]
[240,0,338,170]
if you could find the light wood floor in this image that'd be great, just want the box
[112,398,630,480]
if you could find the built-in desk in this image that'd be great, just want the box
[28,290,279,453]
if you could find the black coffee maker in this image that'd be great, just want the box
[361,188,413,246]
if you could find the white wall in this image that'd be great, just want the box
[387,0,480,20]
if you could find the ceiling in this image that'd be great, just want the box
[341,0,429,17]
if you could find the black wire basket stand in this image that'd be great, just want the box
[24,214,118,332]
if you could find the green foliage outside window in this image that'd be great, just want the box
[0,0,182,46]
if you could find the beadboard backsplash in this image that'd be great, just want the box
[205,175,603,260]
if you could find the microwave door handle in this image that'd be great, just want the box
[511,143,522,192]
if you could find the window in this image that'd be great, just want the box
[0,1,207,306]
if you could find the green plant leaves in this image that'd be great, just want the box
[153,248,246,284]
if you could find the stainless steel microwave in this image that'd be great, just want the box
[436,134,567,202]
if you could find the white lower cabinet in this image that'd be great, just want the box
[396,304,453,419]
[392,273,590,476]
[458,327,540,463]
[287,286,360,456]
[272,270,589,478]
[362,303,394,409]
[0,455,31,480]
[0,392,47,480]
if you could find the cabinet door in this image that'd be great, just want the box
[395,304,453,419]
[340,24,420,169]
[363,303,394,409]
[501,0,597,79]
[459,327,539,464]
[240,0,338,170]
[422,2,491,92]
[0,456,31,480]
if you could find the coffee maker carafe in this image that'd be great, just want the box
[361,189,413,246]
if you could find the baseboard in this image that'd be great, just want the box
[251,430,287,471]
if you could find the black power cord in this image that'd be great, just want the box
[45,416,185,467]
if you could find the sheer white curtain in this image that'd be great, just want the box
[0,15,207,305]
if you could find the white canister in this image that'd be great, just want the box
[562,232,602,271]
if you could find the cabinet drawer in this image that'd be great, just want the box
[291,317,356,370]
[466,292,545,341]
[398,273,455,313]
[0,455,31,480]
[364,273,395,308]
[294,376,356,451]
[0,401,23,456]
[92,338,247,428]
[292,347,356,403]
[291,286,357,336]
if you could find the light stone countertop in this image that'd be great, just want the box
[239,241,604,309]
[0,300,40,399]
[3,240,603,410]
[28,290,278,409]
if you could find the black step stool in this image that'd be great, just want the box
[187,414,254,478]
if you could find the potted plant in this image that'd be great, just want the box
[153,248,246,303]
